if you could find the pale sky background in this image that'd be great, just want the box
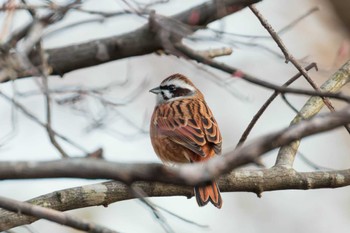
[1,0,350,233]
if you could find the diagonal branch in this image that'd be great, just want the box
[275,60,350,167]
[175,44,350,102]
[249,4,350,134]
[236,62,318,147]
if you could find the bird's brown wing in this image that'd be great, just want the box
[156,115,207,157]
[201,113,222,155]
[155,100,222,157]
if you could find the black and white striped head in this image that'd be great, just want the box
[150,74,200,104]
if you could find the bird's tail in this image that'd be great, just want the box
[194,181,222,209]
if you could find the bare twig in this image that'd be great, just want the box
[280,93,305,119]
[37,38,69,158]
[42,69,69,157]
[175,44,350,102]
[248,5,290,62]
[208,7,318,39]
[131,187,175,233]
[296,151,333,171]
[249,4,350,134]
[0,87,18,147]
[236,63,317,147]
[0,195,119,233]
[0,90,88,154]
[185,33,286,58]
[0,0,16,42]
[275,60,350,167]
[153,204,209,228]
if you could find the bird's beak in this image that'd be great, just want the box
[149,86,161,94]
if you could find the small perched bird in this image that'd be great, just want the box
[149,73,223,208]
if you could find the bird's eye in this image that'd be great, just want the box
[169,85,176,91]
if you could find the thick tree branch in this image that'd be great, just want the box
[2,102,350,231]
[1,167,350,230]
[2,0,260,81]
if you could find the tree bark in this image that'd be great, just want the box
[5,0,260,81]
[1,167,349,231]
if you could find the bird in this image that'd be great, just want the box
[149,73,223,208]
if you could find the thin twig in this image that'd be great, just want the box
[0,90,88,153]
[297,151,333,171]
[249,4,350,134]
[275,60,350,167]
[20,3,70,158]
[175,44,350,102]
[38,41,69,158]
[277,7,319,36]
[42,73,69,158]
[280,93,305,119]
[132,185,208,231]
[248,5,290,61]
[188,34,285,58]
[0,85,18,147]
[236,63,317,147]
[131,186,175,233]
[154,204,209,228]
[208,7,319,39]
[0,0,16,42]
[20,0,36,17]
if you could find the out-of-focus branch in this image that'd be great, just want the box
[1,0,79,52]
[275,60,350,167]
[0,0,16,42]
[0,0,260,81]
[37,36,69,158]
[196,47,233,58]
[207,7,318,39]
[0,195,119,233]
[1,106,350,185]
[1,167,350,230]
[30,4,71,158]
[2,97,350,231]
[0,90,88,154]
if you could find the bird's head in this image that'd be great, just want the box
[149,74,203,104]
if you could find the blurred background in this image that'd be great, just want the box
[1,0,350,232]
